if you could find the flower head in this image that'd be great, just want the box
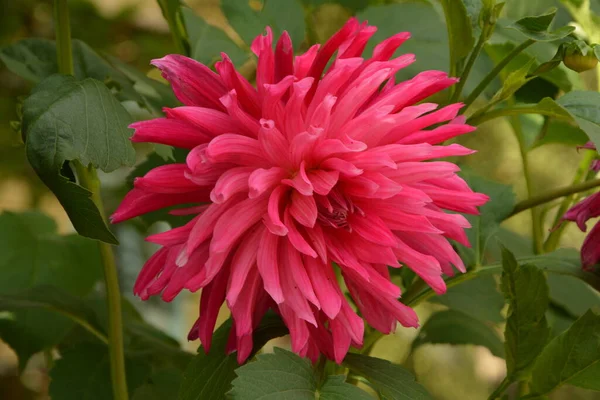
[562,191,600,270]
[112,18,488,363]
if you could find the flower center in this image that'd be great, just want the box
[316,189,362,231]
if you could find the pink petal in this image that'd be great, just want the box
[152,54,226,110]
[257,230,284,303]
[289,190,318,228]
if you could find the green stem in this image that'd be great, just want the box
[518,380,530,397]
[544,151,597,251]
[77,163,129,400]
[467,104,572,126]
[158,0,188,55]
[54,2,128,398]
[450,29,486,103]
[463,39,535,111]
[511,109,543,253]
[509,176,600,218]
[488,377,511,400]
[54,0,73,76]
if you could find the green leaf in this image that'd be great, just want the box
[230,348,371,400]
[557,90,600,150]
[413,310,504,358]
[547,274,600,318]
[22,74,135,243]
[460,172,517,266]
[488,27,582,92]
[133,368,183,400]
[0,38,142,103]
[531,119,589,148]
[431,275,505,323]
[359,3,497,96]
[530,309,600,395]
[0,212,102,295]
[0,211,103,368]
[181,7,249,67]
[318,375,374,399]
[489,58,536,105]
[0,286,106,342]
[438,0,474,61]
[501,247,550,379]
[49,342,151,400]
[342,353,432,400]
[179,312,288,400]
[509,8,575,41]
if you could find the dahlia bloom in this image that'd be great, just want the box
[112,18,488,363]
[562,191,600,270]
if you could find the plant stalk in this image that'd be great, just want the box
[463,39,535,111]
[508,177,600,217]
[467,104,572,126]
[76,163,129,400]
[511,109,543,253]
[54,1,128,398]
[450,29,486,103]
[488,377,510,400]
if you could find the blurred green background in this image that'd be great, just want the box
[0,0,598,399]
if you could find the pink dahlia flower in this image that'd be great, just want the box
[112,18,488,363]
[562,191,600,270]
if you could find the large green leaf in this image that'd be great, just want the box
[501,248,550,380]
[230,348,371,400]
[342,353,432,400]
[0,211,102,368]
[430,275,505,323]
[0,38,142,103]
[0,212,102,295]
[557,90,600,150]
[132,368,183,400]
[530,309,600,395]
[413,310,504,358]
[179,312,288,400]
[22,74,135,243]
[0,286,106,342]
[547,274,600,318]
[359,2,496,96]
[49,343,151,400]
[182,7,249,67]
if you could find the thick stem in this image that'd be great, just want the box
[511,110,543,253]
[450,30,486,103]
[54,1,128,398]
[76,164,129,400]
[54,0,74,76]
[488,377,511,400]
[508,176,600,217]
[463,39,535,111]
[158,0,187,55]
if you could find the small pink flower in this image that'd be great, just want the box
[562,191,600,270]
[112,18,488,363]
